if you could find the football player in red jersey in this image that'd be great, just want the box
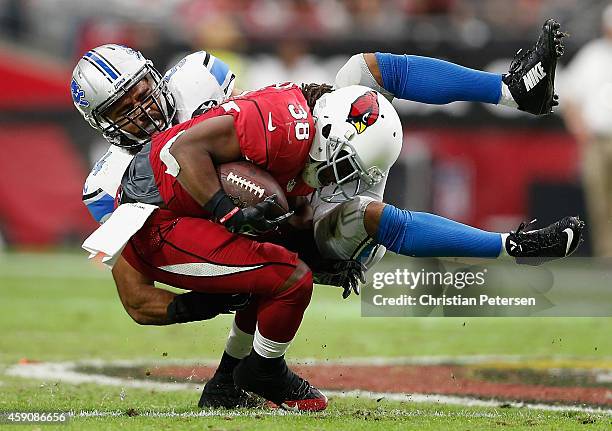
[116,81,399,411]
[111,81,406,411]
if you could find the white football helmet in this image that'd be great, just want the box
[306,85,403,202]
[71,44,175,149]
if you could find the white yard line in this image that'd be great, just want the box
[288,354,612,366]
[5,358,612,415]
[6,361,195,392]
[66,408,498,418]
[40,353,612,368]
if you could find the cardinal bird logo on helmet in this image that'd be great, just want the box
[346,90,379,134]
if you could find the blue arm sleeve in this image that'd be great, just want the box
[377,205,502,258]
[375,53,502,105]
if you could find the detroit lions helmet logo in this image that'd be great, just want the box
[71,79,89,108]
[346,90,379,134]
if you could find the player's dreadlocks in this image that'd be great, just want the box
[301,83,334,112]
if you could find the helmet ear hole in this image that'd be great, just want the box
[322,124,332,139]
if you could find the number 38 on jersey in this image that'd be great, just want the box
[288,103,310,141]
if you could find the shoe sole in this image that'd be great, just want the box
[540,18,563,113]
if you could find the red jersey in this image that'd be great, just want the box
[149,83,315,217]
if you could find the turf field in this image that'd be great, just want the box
[1,252,611,430]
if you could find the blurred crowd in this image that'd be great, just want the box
[0,0,602,63]
[1,0,606,95]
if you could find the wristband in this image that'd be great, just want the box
[204,189,238,222]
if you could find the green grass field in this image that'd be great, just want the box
[1,252,611,430]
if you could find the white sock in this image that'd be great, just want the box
[252,325,291,359]
[224,319,254,359]
[499,82,518,108]
[498,233,510,257]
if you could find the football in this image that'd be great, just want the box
[217,161,289,212]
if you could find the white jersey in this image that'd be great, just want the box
[82,51,235,223]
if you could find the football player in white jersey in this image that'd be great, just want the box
[81,47,237,224]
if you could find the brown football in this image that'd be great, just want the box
[216,161,289,213]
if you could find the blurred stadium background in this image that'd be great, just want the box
[0,0,607,251]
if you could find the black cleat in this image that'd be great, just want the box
[505,216,585,265]
[233,355,328,412]
[198,371,260,409]
[502,18,567,115]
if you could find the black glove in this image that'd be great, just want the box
[313,260,366,299]
[167,291,251,324]
[205,190,292,235]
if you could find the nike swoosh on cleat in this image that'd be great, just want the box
[563,227,574,255]
[267,112,277,132]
